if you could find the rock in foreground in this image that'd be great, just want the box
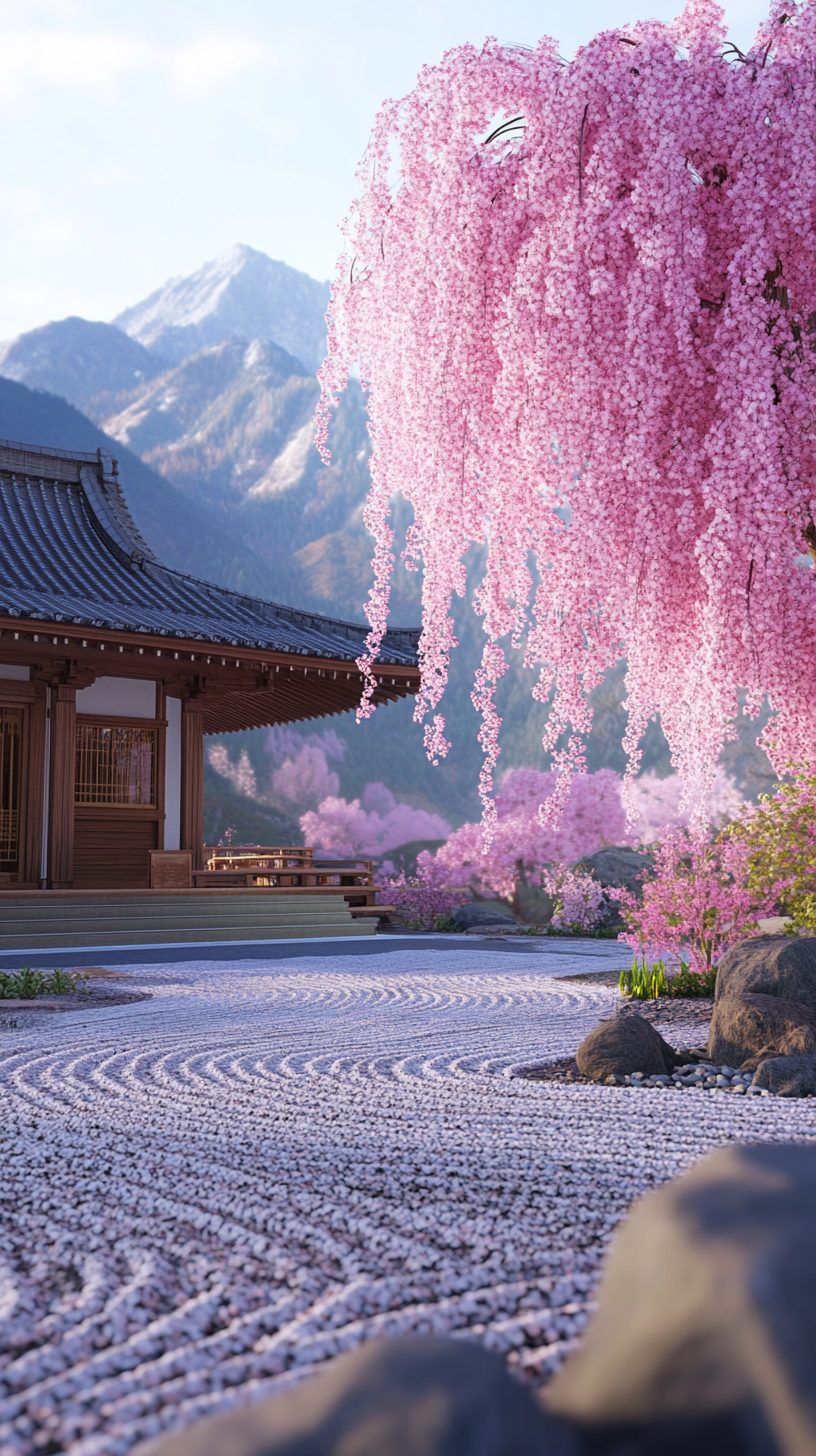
[752,1054,816,1098]
[707,992,816,1067]
[576,1014,676,1082]
[548,1143,816,1452]
[715,934,816,1007]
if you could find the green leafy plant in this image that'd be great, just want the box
[619,955,718,999]
[726,768,816,932]
[0,966,45,999]
[433,912,460,933]
[619,956,668,999]
[42,968,80,995]
[0,966,88,998]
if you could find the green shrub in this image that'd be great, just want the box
[0,966,87,998]
[433,912,460,933]
[665,960,718,998]
[0,966,45,999]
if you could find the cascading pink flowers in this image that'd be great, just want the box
[318,0,816,826]
[435,767,629,897]
[617,827,787,971]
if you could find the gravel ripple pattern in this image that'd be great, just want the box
[1,946,815,1456]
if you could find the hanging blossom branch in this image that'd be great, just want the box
[317,0,816,827]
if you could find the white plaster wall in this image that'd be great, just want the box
[164,696,182,851]
[75,677,157,717]
[0,664,30,679]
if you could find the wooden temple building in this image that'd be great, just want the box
[0,439,419,951]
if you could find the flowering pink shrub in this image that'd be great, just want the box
[435,768,629,897]
[272,745,340,809]
[377,856,465,930]
[541,866,610,932]
[300,784,450,857]
[618,827,787,972]
[319,2,816,823]
[265,725,346,766]
[627,771,744,845]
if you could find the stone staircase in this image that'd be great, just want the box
[0,888,375,952]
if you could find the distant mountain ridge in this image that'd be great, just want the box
[0,244,378,619]
[0,318,168,417]
[113,244,330,372]
[98,336,315,507]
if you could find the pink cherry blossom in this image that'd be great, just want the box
[542,865,612,932]
[300,784,450,857]
[319,0,816,827]
[434,767,630,897]
[627,769,744,844]
[376,855,466,929]
[273,746,340,809]
[617,826,787,971]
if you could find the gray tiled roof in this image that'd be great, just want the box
[0,440,419,666]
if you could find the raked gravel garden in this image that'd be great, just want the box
[2,940,816,1456]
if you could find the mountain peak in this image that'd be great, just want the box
[0,317,167,416]
[112,245,330,372]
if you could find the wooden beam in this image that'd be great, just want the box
[48,685,75,888]
[0,617,419,680]
[181,702,204,871]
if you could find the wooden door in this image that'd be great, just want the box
[0,683,46,889]
[0,707,22,878]
[73,715,165,888]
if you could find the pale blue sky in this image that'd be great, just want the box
[0,0,768,340]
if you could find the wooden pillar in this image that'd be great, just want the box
[48,685,76,888]
[180,701,204,871]
[23,683,48,887]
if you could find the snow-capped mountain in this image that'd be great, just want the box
[113,244,330,372]
[97,336,317,509]
[0,243,376,616]
[0,318,167,417]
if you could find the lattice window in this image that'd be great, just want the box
[0,708,22,871]
[75,724,156,807]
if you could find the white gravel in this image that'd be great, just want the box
[1,943,815,1456]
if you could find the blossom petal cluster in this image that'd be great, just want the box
[542,865,612,932]
[320,0,816,820]
[301,784,450,857]
[434,768,631,898]
[618,825,786,970]
[376,855,466,929]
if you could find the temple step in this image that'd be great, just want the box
[0,890,375,950]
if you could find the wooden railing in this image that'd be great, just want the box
[195,846,382,911]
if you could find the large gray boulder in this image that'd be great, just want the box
[576,846,652,898]
[576,1013,676,1080]
[708,992,816,1066]
[715,935,816,1008]
[451,903,515,930]
[752,1055,816,1098]
[547,1143,816,1453]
